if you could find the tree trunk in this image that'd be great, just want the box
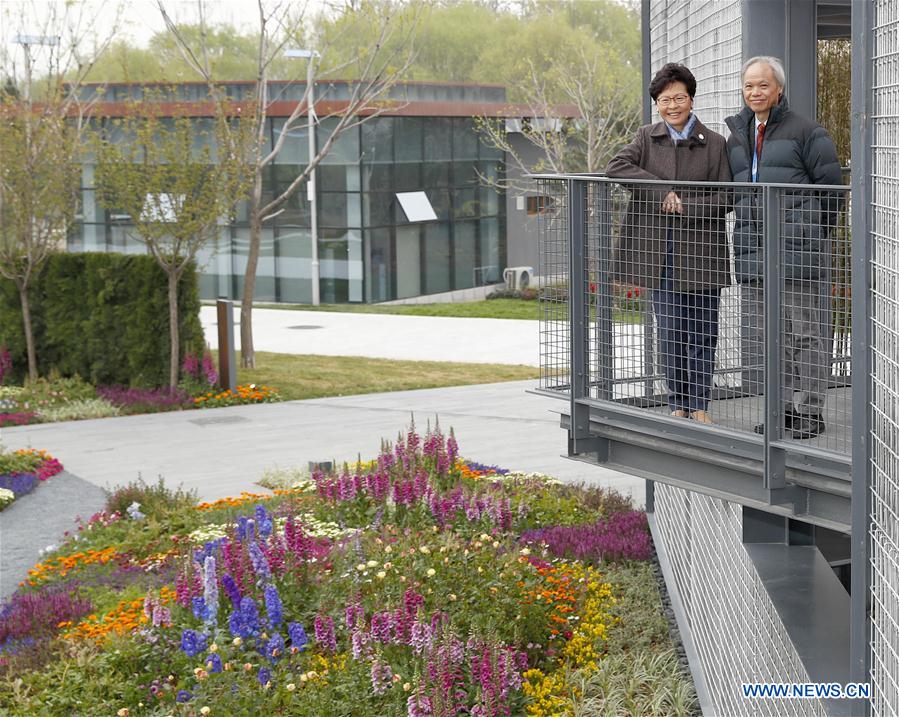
[18,283,38,382]
[241,200,263,369]
[167,271,181,388]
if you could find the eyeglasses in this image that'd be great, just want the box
[656,94,690,107]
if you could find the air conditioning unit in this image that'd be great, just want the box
[503,266,534,291]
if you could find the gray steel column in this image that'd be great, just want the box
[763,184,786,492]
[567,179,592,455]
[642,0,654,509]
[849,0,873,706]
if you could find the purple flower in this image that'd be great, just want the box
[263,584,283,627]
[236,516,255,542]
[176,690,193,703]
[203,556,218,625]
[520,510,652,563]
[287,622,308,651]
[248,542,271,581]
[371,659,393,695]
[201,353,218,387]
[205,652,223,673]
[221,573,241,607]
[228,597,260,639]
[180,629,207,657]
[314,614,336,653]
[254,504,273,539]
[191,597,208,621]
[257,666,272,687]
[265,633,285,663]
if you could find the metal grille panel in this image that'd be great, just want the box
[870,1,899,713]
[654,484,826,717]
[537,179,571,393]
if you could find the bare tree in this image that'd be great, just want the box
[476,44,641,191]
[93,94,252,387]
[159,0,418,367]
[0,1,120,381]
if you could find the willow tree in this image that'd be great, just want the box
[94,97,251,387]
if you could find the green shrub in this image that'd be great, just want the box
[37,398,120,422]
[105,476,197,520]
[0,253,203,387]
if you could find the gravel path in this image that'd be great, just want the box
[0,471,106,600]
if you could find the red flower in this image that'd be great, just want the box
[589,282,597,293]
[626,290,632,299]
[634,287,640,297]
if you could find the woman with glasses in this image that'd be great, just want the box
[606,63,731,424]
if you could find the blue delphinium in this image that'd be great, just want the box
[221,573,242,608]
[263,584,283,627]
[258,666,272,687]
[203,556,218,626]
[180,629,207,657]
[191,596,208,621]
[205,652,224,674]
[176,690,193,703]
[228,596,261,639]
[254,504,273,538]
[248,542,271,582]
[265,633,285,663]
[236,516,255,542]
[287,622,309,651]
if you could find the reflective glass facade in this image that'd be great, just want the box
[71,95,507,303]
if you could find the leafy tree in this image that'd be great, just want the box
[93,95,252,386]
[0,1,117,381]
[160,0,419,368]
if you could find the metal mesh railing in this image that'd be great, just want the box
[654,484,826,716]
[537,175,851,457]
[870,1,899,713]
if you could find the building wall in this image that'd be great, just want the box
[504,134,548,273]
[653,484,825,717]
[646,3,826,713]
[72,112,506,304]
[868,1,899,712]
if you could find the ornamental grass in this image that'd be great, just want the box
[0,424,696,716]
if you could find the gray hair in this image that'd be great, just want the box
[741,56,786,89]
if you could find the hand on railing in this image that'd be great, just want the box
[662,191,683,214]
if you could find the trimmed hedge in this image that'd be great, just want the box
[0,253,203,387]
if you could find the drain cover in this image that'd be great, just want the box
[287,325,323,330]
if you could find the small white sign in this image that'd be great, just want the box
[396,191,437,223]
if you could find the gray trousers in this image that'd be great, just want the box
[744,280,832,415]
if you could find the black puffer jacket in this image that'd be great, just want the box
[725,96,842,283]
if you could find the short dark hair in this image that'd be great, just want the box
[648,63,697,101]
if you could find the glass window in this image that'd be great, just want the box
[454,161,480,187]
[396,226,421,299]
[276,228,312,302]
[478,218,501,284]
[394,162,421,192]
[317,118,360,165]
[319,228,349,303]
[367,228,394,302]
[453,119,479,160]
[318,164,348,192]
[272,119,309,164]
[395,118,423,161]
[453,221,477,290]
[362,163,392,192]
[363,193,395,227]
[319,192,348,228]
[453,187,479,219]
[422,162,451,189]
[428,190,452,221]
[423,224,451,294]
[233,226,276,301]
[423,118,452,161]
[361,117,393,164]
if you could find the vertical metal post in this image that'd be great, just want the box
[568,179,590,454]
[216,298,237,391]
[762,185,786,491]
[849,0,873,706]
[307,60,320,307]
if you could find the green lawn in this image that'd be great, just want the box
[227,351,538,401]
[250,298,540,320]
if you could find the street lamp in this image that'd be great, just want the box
[284,47,321,306]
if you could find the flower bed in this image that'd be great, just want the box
[193,384,281,408]
[0,449,64,510]
[0,426,696,716]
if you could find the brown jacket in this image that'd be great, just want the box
[605,118,731,292]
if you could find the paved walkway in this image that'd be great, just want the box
[199,306,540,365]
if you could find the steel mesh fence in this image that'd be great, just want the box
[537,178,571,393]
[654,483,827,717]
[870,1,899,713]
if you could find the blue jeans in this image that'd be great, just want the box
[653,238,720,413]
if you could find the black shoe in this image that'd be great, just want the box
[754,408,800,436]
[789,414,825,440]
